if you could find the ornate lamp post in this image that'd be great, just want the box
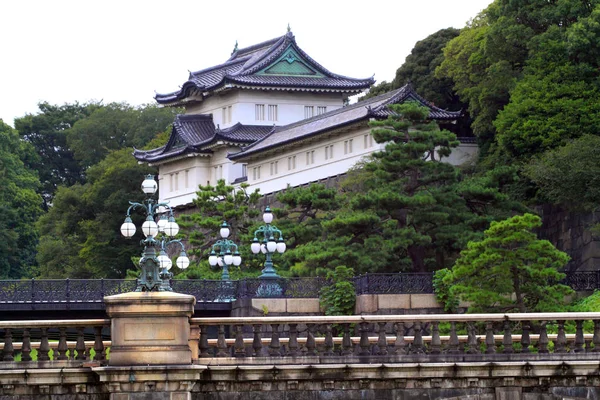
[120,174,189,292]
[251,206,286,279]
[208,221,242,280]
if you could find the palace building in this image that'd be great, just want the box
[134,31,477,208]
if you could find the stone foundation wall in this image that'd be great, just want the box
[538,205,600,271]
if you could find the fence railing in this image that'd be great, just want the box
[0,271,596,307]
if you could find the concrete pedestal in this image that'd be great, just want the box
[104,291,196,366]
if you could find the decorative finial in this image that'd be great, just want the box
[231,40,238,56]
[287,23,291,33]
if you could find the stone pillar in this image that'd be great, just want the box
[104,291,196,366]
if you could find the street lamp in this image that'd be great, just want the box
[120,174,188,292]
[251,206,286,279]
[208,221,242,280]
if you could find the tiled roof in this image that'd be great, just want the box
[155,32,374,105]
[133,114,272,163]
[229,84,462,161]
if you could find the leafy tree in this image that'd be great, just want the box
[36,149,155,278]
[319,266,356,316]
[177,180,262,278]
[14,102,100,209]
[0,121,44,278]
[67,103,179,169]
[524,135,600,211]
[447,213,572,313]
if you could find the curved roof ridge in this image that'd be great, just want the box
[238,33,293,75]
[190,57,249,78]
[227,35,285,61]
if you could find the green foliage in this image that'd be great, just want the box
[524,135,600,210]
[433,268,459,313]
[319,266,356,316]
[0,121,44,278]
[447,213,572,313]
[178,180,262,277]
[36,149,155,278]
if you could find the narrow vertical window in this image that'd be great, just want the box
[306,151,310,165]
[242,164,247,177]
[255,104,265,121]
[292,155,296,169]
[317,106,327,115]
[270,162,274,175]
[169,174,173,191]
[328,145,333,159]
[304,106,314,119]
[325,146,329,160]
[228,105,232,123]
[349,139,353,153]
[268,105,278,121]
[174,172,179,191]
[288,157,292,170]
[311,150,315,164]
[257,166,261,179]
[219,165,223,180]
[344,141,348,154]
[275,161,278,174]
[214,167,218,183]
[253,167,257,180]
[185,170,189,188]
[222,107,227,124]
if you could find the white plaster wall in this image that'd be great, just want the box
[441,143,479,166]
[158,156,212,207]
[185,89,344,127]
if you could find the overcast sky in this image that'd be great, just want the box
[0,0,492,127]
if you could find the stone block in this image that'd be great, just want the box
[355,295,378,314]
[171,393,190,400]
[252,298,286,314]
[286,298,320,313]
[410,294,442,309]
[377,294,410,310]
[496,387,522,400]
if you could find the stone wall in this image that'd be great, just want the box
[538,204,600,271]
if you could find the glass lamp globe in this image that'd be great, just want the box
[142,216,158,237]
[220,221,230,238]
[120,217,136,238]
[266,236,277,253]
[208,251,218,266]
[276,239,286,254]
[224,250,233,265]
[260,243,267,254]
[263,206,273,224]
[233,252,242,266]
[157,215,168,232]
[157,251,172,270]
[251,238,261,254]
[176,252,190,270]
[217,256,224,267]
[141,175,158,195]
[164,216,179,237]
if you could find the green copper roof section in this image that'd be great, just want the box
[256,46,324,77]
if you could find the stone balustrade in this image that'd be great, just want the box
[190,312,600,363]
[0,319,109,365]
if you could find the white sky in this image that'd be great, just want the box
[0,0,492,127]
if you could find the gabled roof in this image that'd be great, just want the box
[155,32,375,105]
[133,114,273,163]
[229,84,462,161]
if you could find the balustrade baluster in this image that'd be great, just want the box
[269,324,281,356]
[593,320,600,352]
[503,319,513,354]
[252,324,263,357]
[377,322,388,355]
[466,322,478,354]
[359,322,370,356]
[538,321,549,354]
[21,328,31,362]
[555,320,566,353]
[57,327,68,360]
[394,322,406,355]
[2,328,13,361]
[448,321,460,355]
[324,324,334,356]
[341,323,353,356]
[94,326,105,361]
[306,324,317,356]
[199,325,210,358]
[234,325,246,358]
[520,321,531,354]
[485,322,496,354]
[412,321,424,354]
[430,321,441,355]
[574,320,585,353]
[39,327,51,361]
[288,324,299,356]
[216,324,228,357]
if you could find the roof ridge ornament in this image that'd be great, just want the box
[231,40,238,56]
[287,23,291,33]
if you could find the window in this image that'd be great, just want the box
[270,161,278,176]
[317,106,327,115]
[228,106,232,123]
[174,172,179,191]
[242,164,247,177]
[255,104,265,121]
[325,145,334,160]
[306,150,315,165]
[253,166,261,180]
[364,134,373,148]
[268,105,278,121]
[288,155,296,170]
[344,139,353,154]
[304,106,314,119]
[169,173,174,191]
[222,106,232,124]
[219,165,223,180]
[185,170,189,188]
